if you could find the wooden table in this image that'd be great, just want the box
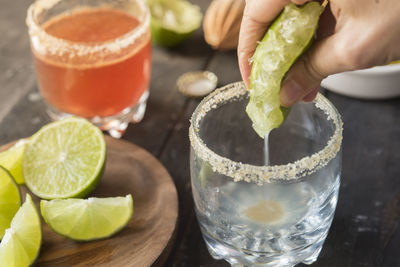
[1,0,400,266]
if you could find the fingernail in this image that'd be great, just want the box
[303,88,319,102]
[280,79,304,107]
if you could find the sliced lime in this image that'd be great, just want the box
[148,0,202,47]
[247,2,322,138]
[23,117,106,199]
[0,194,41,267]
[0,166,21,239]
[0,139,29,185]
[41,195,133,241]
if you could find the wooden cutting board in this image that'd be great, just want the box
[0,136,179,266]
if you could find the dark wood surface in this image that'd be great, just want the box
[1,0,400,266]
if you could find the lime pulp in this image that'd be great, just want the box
[23,117,106,199]
[0,166,21,239]
[0,194,41,267]
[0,139,29,185]
[41,195,133,241]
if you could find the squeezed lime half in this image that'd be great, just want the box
[41,195,133,241]
[148,0,202,47]
[0,194,41,267]
[247,2,322,138]
[23,117,106,199]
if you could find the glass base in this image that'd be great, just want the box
[46,90,149,138]
[202,229,327,267]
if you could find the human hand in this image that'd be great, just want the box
[237,0,400,107]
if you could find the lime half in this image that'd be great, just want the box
[41,195,133,241]
[23,117,106,199]
[0,166,21,239]
[0,139,29,185]
[0,194,41,267]
[148,0,202,47]
[247,2,322,138]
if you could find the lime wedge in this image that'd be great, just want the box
[0,194,41,267]
[247,2,322,138]
[23,117,106,199]
[0,139,29,185]
[0,166,21,239]
[148,0,202,47]
[41,195,133,241]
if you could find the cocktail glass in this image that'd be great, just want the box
[189,82,343,266]
[26,0,151,138]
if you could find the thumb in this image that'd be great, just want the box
[279,32,350,107]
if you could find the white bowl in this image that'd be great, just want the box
[321,63,400,99]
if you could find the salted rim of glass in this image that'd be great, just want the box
[189,82,343,184]
[26,0,150,57]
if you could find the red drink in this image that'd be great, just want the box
[32,7,151,118]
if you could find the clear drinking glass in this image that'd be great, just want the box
[26,0,151,138]
[189,82,343,266]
